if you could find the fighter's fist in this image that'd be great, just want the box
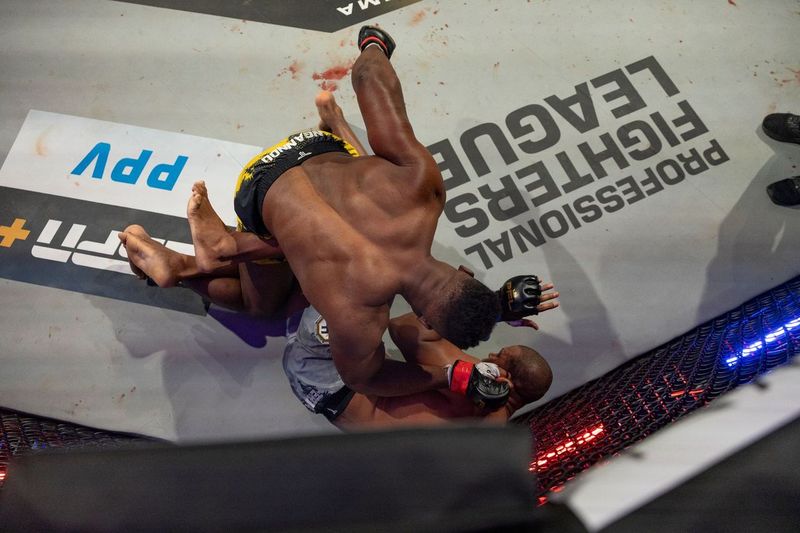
[358,25,396,59]
[447,360,510,410]
[497,275,543,321]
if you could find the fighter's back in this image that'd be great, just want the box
[304,151,443,248]
[261,150,443,301]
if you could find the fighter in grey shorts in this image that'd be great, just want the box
[283,305,555,429]
[283,306,355,421]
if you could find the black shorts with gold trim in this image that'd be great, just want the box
[234,130,359,237]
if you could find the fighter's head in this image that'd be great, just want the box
[485,345,552,406]
[423,270,501,349]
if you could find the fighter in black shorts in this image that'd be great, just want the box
[235,130,360,237]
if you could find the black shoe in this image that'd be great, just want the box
[762,113,800,144]
[766,176,800,206]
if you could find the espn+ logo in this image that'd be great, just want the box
[0,186,206,315]
[71,142,188,191]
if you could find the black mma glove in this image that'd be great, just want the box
[358,25,396,59]
[497,275,542,321]
[446,360,510,410]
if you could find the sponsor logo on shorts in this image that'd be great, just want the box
[115,0,423,32]
[314,315,330,344]
[0,186,207,315]
[260,131,326,164]
[301,384,326,411]
[297,151,313,160]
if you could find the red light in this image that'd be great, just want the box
[530,423,605,472]
[670,388,705,398]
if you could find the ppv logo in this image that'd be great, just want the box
[0,186,207,315]
[71,142,188,191]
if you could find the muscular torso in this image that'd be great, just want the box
[262,152,444,342]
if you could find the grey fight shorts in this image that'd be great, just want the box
[282,306,355,421]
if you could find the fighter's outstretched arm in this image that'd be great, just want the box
[388,312,515,420]
[388,312,471,367]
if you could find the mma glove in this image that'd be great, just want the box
[358,25,396,59]
[446,360,510,410]
[497,275,542,322]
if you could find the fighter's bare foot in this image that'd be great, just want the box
[315,90,367,154]
[316,90,346,133]
[118,224,185,287]
[187,181,235,273]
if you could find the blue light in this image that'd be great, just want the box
[725,316,800,367]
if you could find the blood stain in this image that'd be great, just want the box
[278,60,303,80]
[311,62,354,92]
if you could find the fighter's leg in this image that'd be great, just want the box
[237,260,306,318]
[182,268,299,316]
[187,181,239,272]
[351,27,435,171]
[180,276,255,312]
[187,181,284,271]
[315,90,368,156]
[120,224,259,312]
[119,224,200,287]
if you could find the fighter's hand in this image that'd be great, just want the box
[496,275,560,323]
[504,281,559,330]
[535,281,559,313]
[447,360,510,410]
